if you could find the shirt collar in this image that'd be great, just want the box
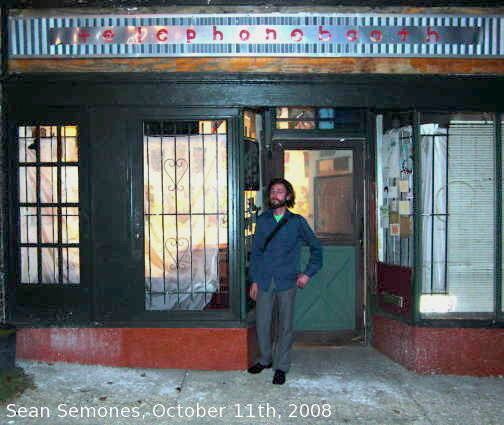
[267,208,292,218]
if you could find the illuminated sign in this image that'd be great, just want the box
[9,14,504,58]
[50,25,477,45]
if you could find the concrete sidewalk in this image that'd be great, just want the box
[1,346,503,425]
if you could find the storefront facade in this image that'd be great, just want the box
[1,1,503,374]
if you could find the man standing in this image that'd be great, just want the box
[247,178,323,385]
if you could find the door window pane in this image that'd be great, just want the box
[144,120,229,311]
[284,149,354,238]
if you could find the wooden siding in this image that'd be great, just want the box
[9,57,504,75]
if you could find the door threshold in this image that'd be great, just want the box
[293,330,364,347]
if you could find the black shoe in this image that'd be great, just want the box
[248,362,272,374]
[272,370,286,385]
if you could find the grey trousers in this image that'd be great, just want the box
[256,280,297,373]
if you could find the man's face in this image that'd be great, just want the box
[269,183,289,208]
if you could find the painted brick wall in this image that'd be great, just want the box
[373,315,504,376]
[17,327,256,370]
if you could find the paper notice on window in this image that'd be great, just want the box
[380,206,389,228]
[389,211,400,224]
[399,200,410,215]
[389,223,400,236]
[400,216,412,237]
[399,180,409,193]
[387,186,398,199]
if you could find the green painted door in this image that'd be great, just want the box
[281,146,362,332]
[295,246,356,330]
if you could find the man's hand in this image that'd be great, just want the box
[296,273,310,289]
[249,282,259,301]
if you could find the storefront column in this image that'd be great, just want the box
[0,6,7,324]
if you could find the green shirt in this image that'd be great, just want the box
[273,214,284,222]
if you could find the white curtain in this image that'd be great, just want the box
[419,124,448,294]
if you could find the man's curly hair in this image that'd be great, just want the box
[267,178,296,209]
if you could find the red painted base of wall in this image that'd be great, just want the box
[373,315,504,376]
[17,327,258,370]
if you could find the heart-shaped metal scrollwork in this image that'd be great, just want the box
[164,237,190,271]
[164,158,188,191]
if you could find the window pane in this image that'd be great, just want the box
[319,120,335,130]
[63,125,77,137]
[62,128,78,163]
[18,125,81,285]
[143,121,229,311]
[198,120,227,135]
[40,134,57,163]
[41,207,58,244]
[283,121,316,130]
[41,247,59,284]
[188,140,204,213]
[376,112,415,267]
[39,126,57,138]
[20,207,37,244]
[62,207,79,244]
[218,136,228,215]
[276,108,363,131]
[18,137,36,163]
[204,136,218,213]
[319,108,334,119]
[40,166,58,203]
[276,107,315,120]
[60,166,79,203]
[244,140,259,191]
[243,111,257,139]
[419,123,448,294]
[243,112,263,313]
[19,166,37,203]
[419,113,495,313]
[276,107,316,130]
[62,248,80,284]
[284,149,354,238]
[20,247,38,284]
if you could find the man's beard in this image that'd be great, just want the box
[269,199,287,208]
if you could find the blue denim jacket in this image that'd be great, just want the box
[249,209,323,291]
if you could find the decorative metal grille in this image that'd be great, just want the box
[18,125,80,285]
[143,120,229,311]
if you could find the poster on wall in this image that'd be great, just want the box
[390,223,400,237]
